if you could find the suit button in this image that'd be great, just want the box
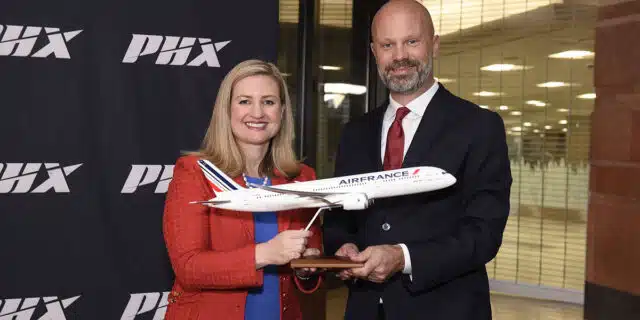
[382,223,390,231]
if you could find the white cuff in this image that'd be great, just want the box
[397,243,412,279]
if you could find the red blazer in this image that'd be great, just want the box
[162,155,323,320]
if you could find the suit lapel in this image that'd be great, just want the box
[369,104,388,172]
[402,85,452,168]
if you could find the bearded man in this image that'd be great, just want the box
[322,1,513,319]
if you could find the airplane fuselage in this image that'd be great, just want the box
[206,166,456,212]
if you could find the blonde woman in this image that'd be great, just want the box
[163,59,322,320]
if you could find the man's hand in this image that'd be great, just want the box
[334,243,359,280]
[349,245,404,283]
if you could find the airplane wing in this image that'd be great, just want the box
[248,183,350,207]
[189,199,231,205]
[248,183,348,197]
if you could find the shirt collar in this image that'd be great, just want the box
[388,81,439,118]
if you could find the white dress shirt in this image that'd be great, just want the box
[380,81,439,284]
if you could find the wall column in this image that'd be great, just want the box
[585,0,640,318]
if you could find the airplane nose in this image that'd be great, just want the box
[446,173,457,186]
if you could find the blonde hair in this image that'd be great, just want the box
[189,59,300,178]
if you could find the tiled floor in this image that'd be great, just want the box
[491,293,583,319]
[325,287,583,319]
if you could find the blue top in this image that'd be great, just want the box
[244,175,280,320]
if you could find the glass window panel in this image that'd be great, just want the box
[422,0,595,292]
[278,0,300,118]
[315,0,358,179]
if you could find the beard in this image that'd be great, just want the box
[378,55,433,94]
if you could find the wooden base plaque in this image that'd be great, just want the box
[290,256,364,269]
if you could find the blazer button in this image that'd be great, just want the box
[382,223,391,231]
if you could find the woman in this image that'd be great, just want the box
[162,59,322,320]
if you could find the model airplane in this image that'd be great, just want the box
[190,159,456,229]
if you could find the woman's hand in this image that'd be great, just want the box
[295,247,321,277]
[303,247,320,257]
[255,229,312,268]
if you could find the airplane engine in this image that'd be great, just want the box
[341,193,372,210]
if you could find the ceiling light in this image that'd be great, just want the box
[524,122,532,127]
[473,91,503,97]
[526,100,547,107]
[435,77,455,83]
[422,0,562,36]
[499,105,509,110]
[324,94,346,108]
[512,126,522,132]
[549,50,594,59]
[323,93,342,102]
[481,64,530,72]
[559,120,568,125]
[537,81,571,88]
[533,129,540,133]
[562,128,568,132]
[510,111,522,116]
[324,83,366,95]
[320,65,342,70]
[545,125,552,130]
[577,93,596,99]
[479,105,489,109]
[557,108,569,112]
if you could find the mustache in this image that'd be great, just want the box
[385,59,420,72]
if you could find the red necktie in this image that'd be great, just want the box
[383,107,410,170]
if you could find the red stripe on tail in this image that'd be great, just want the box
[207,180,222,193]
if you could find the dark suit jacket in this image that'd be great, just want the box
[323,85,512,320]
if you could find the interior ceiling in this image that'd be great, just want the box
[430,1,598,132]
[279,0,598,133]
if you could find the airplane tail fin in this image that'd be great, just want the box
[197,159,244,193]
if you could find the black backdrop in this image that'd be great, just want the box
[0,0,278,318]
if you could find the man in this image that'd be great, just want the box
[322,1,512,319]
